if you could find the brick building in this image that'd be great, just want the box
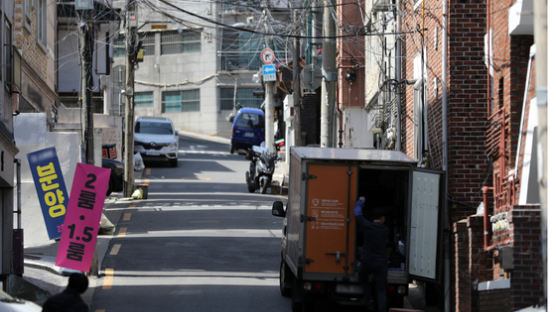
[13,0,57,116]
[398,0,542,310]
[336,0,370,148]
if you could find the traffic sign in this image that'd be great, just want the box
[260,48,275,64]
[263,64,276,82]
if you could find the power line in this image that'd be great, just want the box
[155,0,416,39]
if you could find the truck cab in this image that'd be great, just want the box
[271,147,444,311]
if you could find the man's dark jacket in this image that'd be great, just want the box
[42,288,88,312]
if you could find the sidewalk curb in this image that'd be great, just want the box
[23,259,63,276]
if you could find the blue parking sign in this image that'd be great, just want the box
[27,147,69,240]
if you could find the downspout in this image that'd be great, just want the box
[395,0,401,151]
[441,0,450,311]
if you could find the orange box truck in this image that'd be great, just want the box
[271,147,444,311]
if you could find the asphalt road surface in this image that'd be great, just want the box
[92,134,291,312]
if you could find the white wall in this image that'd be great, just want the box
[341,107,373,148]
[14,113,81,247]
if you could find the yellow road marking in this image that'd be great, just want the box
[146,168,151,175]
[117,227,127,237]
[109,244,121,256]
[145,178,150,184]
[122,212,132,221]
[103,268,114,290]
[199,177,211,181]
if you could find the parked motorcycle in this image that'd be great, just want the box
[245,144,277,194]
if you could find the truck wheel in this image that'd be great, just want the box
[291,278,310,312]
[280,260,293,297]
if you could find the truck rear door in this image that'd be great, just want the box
[408,169,442,280]
[303,164,357,277]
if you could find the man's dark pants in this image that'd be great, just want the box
[359,262,387,312]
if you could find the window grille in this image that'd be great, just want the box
[161,30,201,55]
[162,89,200,112]
[135,92,153,107]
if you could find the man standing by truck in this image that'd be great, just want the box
[354,198,389,312]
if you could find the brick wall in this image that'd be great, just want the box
[453,215,492,312]
[337,0,365,109]
[401,0,490,222]
[13,0,51,83]
[509,207,543,308]
[454,206,543,311]
[478,288,512,312]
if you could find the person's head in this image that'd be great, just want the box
[364,207,387,223]
[67,273,88,294]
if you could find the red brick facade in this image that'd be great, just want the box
[337,0,365,109]
[400,0,541,310]
[400,0,490,222]
[454,207,542,311]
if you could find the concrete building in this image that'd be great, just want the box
[0,0,19,285]
[56,1,123,160]
[364,0,398,149]
[110,1,289,138]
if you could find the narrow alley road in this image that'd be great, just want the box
[91,134,290,311]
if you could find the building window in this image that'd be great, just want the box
[113,34,125,57]
[498,77,504,110]
[139,32,155,56]
[135,92,153,107]
[36,0,47,46]
[161,30,201,55]
[220,87,261,110]
[413,79,428,162]
[221,29,264,71]
[4,21,12,90]
[162,89,200,112]
[24,0,32,26]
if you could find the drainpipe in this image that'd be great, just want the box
[395,0,402,151]
[441,0,450,311]
[13,159,24,276]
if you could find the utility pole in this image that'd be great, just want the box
[79,10,95,164]
[124,0,138,197]
[320,0,336,147]
[263,4,275,153]
[77,1,97,276]
[264,80,275,153]
[293,10,302,147]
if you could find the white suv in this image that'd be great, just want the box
[133,117,179,167]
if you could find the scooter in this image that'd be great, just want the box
[245,144,277,194]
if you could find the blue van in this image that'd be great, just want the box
[230,108,265,153]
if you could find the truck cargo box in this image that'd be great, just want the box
[274,147,443,309]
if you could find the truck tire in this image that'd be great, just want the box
[291,277,310,312]
[280,259,293,297]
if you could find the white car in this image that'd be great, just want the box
[0,290,41,312]
[133,117,179,167]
